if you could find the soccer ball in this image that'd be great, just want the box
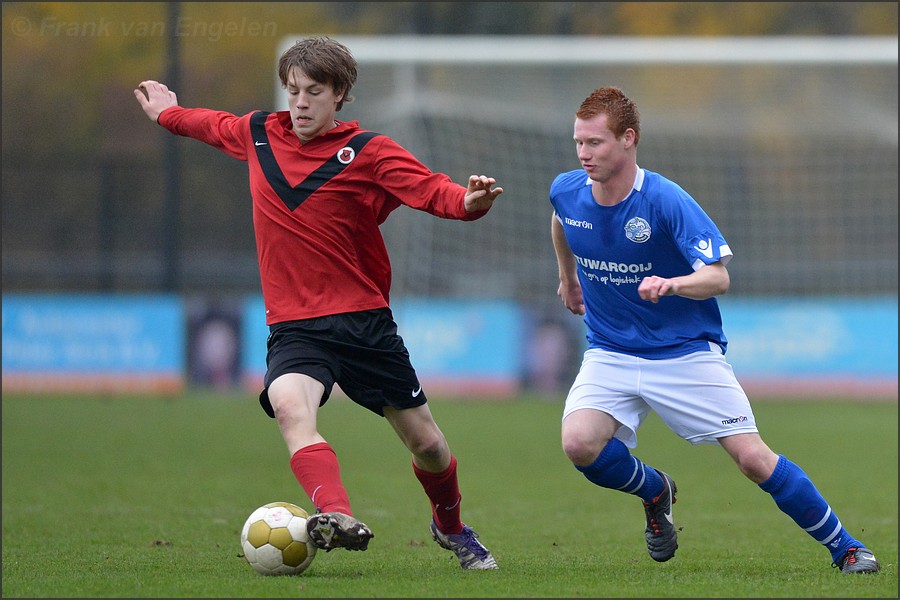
[240,501,318,575]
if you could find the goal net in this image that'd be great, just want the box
[276,35,898,310]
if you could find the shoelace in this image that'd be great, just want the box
[645,516,662,534]
[458,529,490,559]
[644,493,666,534]
[832,547,860,569]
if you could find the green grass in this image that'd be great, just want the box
[2,391,897,598]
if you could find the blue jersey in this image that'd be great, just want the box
[550,168,732,359]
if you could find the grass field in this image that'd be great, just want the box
[2,391,897,598]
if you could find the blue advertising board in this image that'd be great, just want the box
[3,293,894,398]
[719,297,897,395]
[2,294,185,393]
[241,296,524,396]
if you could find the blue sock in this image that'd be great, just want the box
[575,437,663,502]
[759,455,862,563]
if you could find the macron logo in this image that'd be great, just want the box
[564,217,593,230]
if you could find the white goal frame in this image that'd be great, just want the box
[276,35,897,105]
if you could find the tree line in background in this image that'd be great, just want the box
[2,2,897,293]
[3,2,896,159]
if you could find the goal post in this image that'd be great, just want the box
[277,35,898,66]
[274,35,898,305]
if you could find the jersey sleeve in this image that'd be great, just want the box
[367,135,484,221]
[660,185,733,270]
[157,106,250,161]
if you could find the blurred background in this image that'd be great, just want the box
[2,2,897,397]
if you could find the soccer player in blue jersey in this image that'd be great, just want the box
[548,86,880,574]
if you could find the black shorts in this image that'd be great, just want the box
[258,307,427,418]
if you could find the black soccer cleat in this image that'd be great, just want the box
[306,511,374,552]
[643,469,678,562]
[833,547,881,574]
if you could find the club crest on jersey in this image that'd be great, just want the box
[624,217,651,243]
[337,146,357,164]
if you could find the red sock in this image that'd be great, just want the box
[413,454,462,534]
[289,442,352,515]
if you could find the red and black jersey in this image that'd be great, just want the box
[158,107,486,325]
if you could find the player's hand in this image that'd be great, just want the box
[638,275,675,303]
[557,281,585,315]
[134,80,179,122]
[464,175,503,213]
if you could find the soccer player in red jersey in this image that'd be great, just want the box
[135,36,501,570]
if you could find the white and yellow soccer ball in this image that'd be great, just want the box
[240,501,318,575]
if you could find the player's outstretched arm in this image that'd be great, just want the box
[464,175,503,213]
[134,80,179,122]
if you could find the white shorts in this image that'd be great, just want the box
[562,347,758,448]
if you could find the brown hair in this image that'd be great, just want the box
[278,36,358,112]
[576,86,640,146]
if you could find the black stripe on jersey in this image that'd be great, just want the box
[250,111,380,211]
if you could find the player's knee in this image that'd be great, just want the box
[733,446,779,483]
[270,394,313,424]
[407,431,447,463]
[561,433,603,466]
